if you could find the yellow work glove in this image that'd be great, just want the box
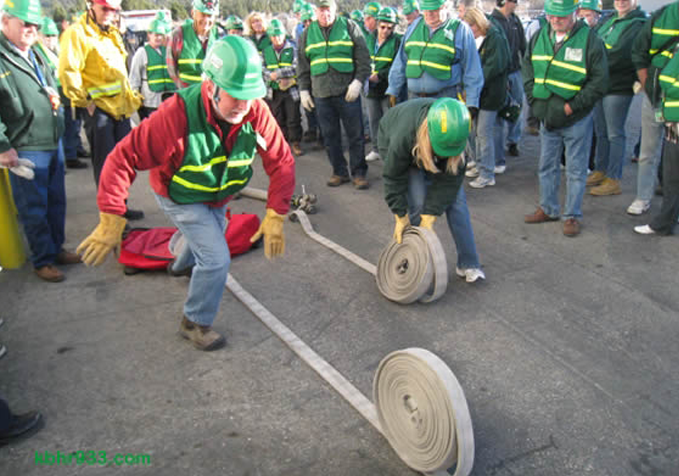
[250,208,285,259]
[76,212,127,266]
[388,94,397,108]
[419,214,437,230]
[393,214,410,244]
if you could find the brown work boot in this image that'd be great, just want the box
[34,264,65,283]
[291,142,303,156]
[56,250,82,265]
[179,316,226,351]
[353,176,369,190]
[326,175,350,187]
[589,178,621,196]
[563,218,581,237]
[524,207,559,224]
[585,170,606,187]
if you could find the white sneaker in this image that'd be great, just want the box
[627,199,651,215]
[634,225,655,235]
[465,167,479,178]
[455,267,486,283]
[365,151,380,162]
[494,165,506,174]
[466,160,476,170]
[469,176,495,189]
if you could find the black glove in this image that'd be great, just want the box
[467,106,479,121]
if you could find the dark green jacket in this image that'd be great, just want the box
[596,7,647,95]
[0,33,64,153]
[479,25,510,111]
[523,20,608,130]
[379,98,464,217]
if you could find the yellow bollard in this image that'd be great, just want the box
[0,169,26,269]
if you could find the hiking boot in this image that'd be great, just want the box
[586,170,606,187]
[66,158,88,169]
[508,143,519,156]
[524,207,559,224]
[627,199,651,215]
[589,178,621,196]
[56,250,82,265]
[326,175,350,187]
[563,218,580,237]
[179,316,226,351]
[291,142,303,156]
[34,265,65,283]
[353,176,369,190]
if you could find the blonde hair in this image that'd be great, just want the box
[245,12,266,36]
[464,7,490,35]
[411,118,463,175]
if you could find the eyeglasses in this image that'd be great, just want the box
[379,25,394,30]
[7,15,39,28]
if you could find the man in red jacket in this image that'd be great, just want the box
[77,36,296,351]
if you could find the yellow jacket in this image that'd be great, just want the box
[58,13,141,119]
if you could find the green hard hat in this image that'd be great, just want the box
[420,0,445,11]
[41,17,59,36]
[293,0,307,13]
[193,0,219,15]
[578,0,602,12]
[363,2,381,18]
[350,9,364,22]
[402,0,420,15]
[203,36,266,100]
[2,0,43,25]
[377,7,397,23]
[148,18,171,34]
[301,3,316,21]
[267,18,286,37]
[224,14,244,30]
[427,98,470,158]
[545,0,579,16]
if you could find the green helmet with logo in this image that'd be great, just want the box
[41,17,59,36]
[420,0,445,11]
[363,2,381,18]
[402,0,420,15]
[224,15,244,30]
[545,0,578,16]
[192,0,219,15]
[377,7,397,23]
[350,9,364,22]
[3,0,43,26]
[578,0,602,12]
[293,0,307,13]
[427,98,470,158]
[203,36,266,100]
[267,18,286,37]
[301,3,316,21]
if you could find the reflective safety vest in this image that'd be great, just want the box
[168,85,258,204]
[659,45,679,122]
[531,24,590,100]
[145,45,175,93]
[597,11,645,50]
[367,32,399,76]
[178,19,217,85]
[649,4,679,70]
[305,17,355,75]
[262,44,296,90]
[404,18,459,80]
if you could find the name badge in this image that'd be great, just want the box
[564,47,583,63]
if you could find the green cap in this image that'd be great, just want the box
[267,18,286,37]
[293,0,306,13]
[377,7,397,23]
[224,14,244,30]
[420,0,445,11]
[427,98,470,158]
[301,4,316,21]
[402,0,420,15]
[148,11,172,34]
[203,36,266,100]
[578,0,602,12]
[363,2,381,18]
[192,0,218,15]
[41,16,59,36]
[545,0,578,16]
[2,0,42,25]
[317,0,336,7]
[350,9,364,22]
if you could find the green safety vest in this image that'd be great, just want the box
[404,18,459,80]
[178,19,217,85]
[597,12,645,50]
[144,45,175,93]
[659,45,679,121]
[34,42,60,87]
[367,32,399,76]
[250,34,272,53]
[305,17,355,75]
[649,4,679,70]
[168,85,258,204]
[531,24,590,100]
[262,44,296,90]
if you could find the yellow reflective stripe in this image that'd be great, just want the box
[279,62,292,67]
[327,40,353,47]
[405,40,427,47]
[171,175,249,192]
[148,78,175,85]
[407,59,451,72]
[178,156,227,173]
[374,56,393,62]
[88,81,122,98]
[427,43,455,55]
[531,54,554,61]
[310,58,353,66]
[0,71,10,79]
[653,27,679,36]
[305,41,326,52]
[227,158,254,167]
[605,43,612,49]
[147,65,167,71]
[551,60,587,75]
[659,74,678,86]
[178,59,203,64]
[535,77,582,91]
[266,64,278,70]
[665,101,679,107]
[179,73,202,82]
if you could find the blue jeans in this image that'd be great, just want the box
[538,114,593,219]
[475,109,503,179]
[155,194,230,327]
[407,168,481,268]
[9,146,66,268]
[593,94,634,180]
[315,95,367,178]
[366,96,388,153]
[506,70,524,146]
[636,95,665,201]
[60,92,84,160]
